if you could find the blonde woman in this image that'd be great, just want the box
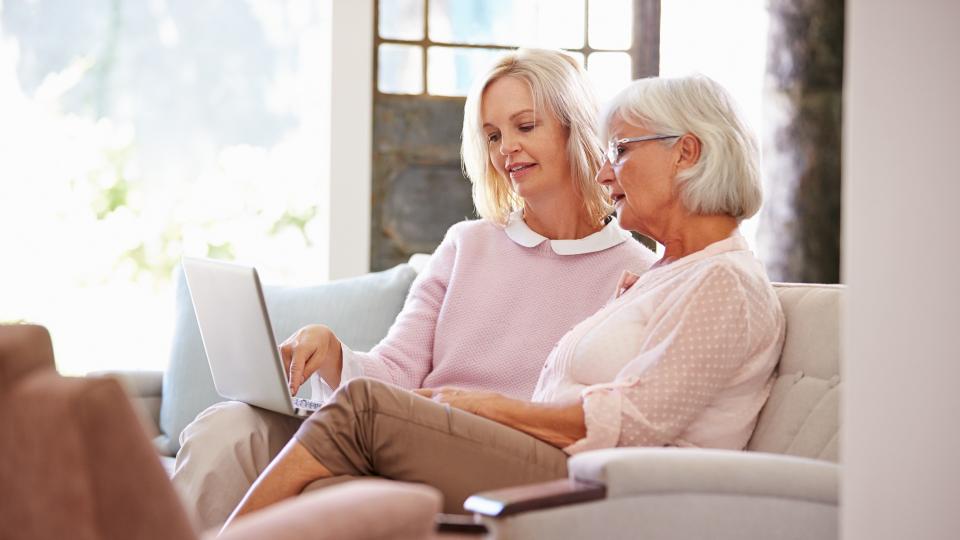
[224,74,784,528]
[173,48,655,529]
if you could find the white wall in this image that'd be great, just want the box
[842,1,960,539]
[320,0,373,280]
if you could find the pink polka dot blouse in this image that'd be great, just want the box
[532,232,786,455]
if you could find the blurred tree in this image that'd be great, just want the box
[759,0,844,283]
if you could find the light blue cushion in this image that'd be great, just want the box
[158,264,417,455]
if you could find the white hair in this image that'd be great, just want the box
[601,75,763,220]
[461,48,611,226]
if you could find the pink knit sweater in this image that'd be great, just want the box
[323,214,656,400]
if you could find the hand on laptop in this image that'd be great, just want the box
[279,324,344,395]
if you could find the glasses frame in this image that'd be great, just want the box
[606,134,681,165]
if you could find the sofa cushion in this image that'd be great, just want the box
[158,263,418,456]
[747,283,843,462]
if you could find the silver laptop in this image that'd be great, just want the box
[181,257,322,417]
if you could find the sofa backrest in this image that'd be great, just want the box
[158,263,419,456]
[0,324,55,391]
[746,283,843,463]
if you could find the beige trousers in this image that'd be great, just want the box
[172,378,568,528]
[171,401,360,530]
[171,400,302,530]
[295,378,570,514]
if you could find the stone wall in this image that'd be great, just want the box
[370,94,475,271]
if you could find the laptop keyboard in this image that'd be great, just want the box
[292,396,322,411]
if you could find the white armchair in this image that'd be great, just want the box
[465,283,843,540]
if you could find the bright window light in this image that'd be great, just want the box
[0,1,330,375]
[660,0,769,257]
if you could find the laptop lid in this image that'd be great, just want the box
[181,257,296,416]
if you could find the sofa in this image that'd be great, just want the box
[99,259,424,473]
[105,259,842,539]
[0,324,443,540]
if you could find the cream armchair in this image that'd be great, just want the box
[465,283,842,540]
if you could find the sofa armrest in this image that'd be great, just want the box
[467,449,839,540]
[467,448,837,519]
[569,447,838,505]
[464,479,606,517]
[88,370,163,439]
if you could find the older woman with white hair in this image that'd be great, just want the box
[223,75,785,527]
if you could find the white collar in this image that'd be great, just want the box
[503,210,633,255]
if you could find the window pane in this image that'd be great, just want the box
[532,0,586,49]
[587,52,632,104]
[660,0,769,255]
[429,0,584,48]
[378,0,424,40]
[427,46,504,96]
[589,0,632,50]
[378,44,424,94]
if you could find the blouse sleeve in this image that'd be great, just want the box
[337,224,460,390]
[564,265,752,454]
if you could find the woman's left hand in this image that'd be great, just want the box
[413,387,505,417]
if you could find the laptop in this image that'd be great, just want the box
[181,257,323,417]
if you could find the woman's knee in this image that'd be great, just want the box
[179,400,286,450]
[339,377,407,415]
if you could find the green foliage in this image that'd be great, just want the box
[93,177,130,219]
[270,206,318,246]
[206,242,235,260]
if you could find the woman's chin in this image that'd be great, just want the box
[511,180,537,199]
[614,212,635,231]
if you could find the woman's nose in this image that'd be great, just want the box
[595,159,616,185]
[499,137,520,156]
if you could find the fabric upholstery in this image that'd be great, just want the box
[0,325,196,540]
[0,324,54,391]
[569,447,838,504]
[89,369,164,440]
[158,263,417,455]
[481,493,837,540]
[747,284,843,462]
[1,324,445,540]
[211,479,443,540]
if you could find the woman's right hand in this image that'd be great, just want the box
[279,324,343,394]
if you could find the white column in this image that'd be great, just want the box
[320,0,373,280]
[843,1,960,539]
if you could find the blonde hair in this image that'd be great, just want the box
[461,48,611,226]
[601,75,763,220]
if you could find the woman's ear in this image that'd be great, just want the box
[675,134,701,172]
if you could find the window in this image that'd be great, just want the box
[660,0,769,257]
[376,0,635,103]
[0,1,330,374]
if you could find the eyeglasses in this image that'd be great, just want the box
[605,134,680,166]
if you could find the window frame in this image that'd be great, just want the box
[373,0,661,98]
